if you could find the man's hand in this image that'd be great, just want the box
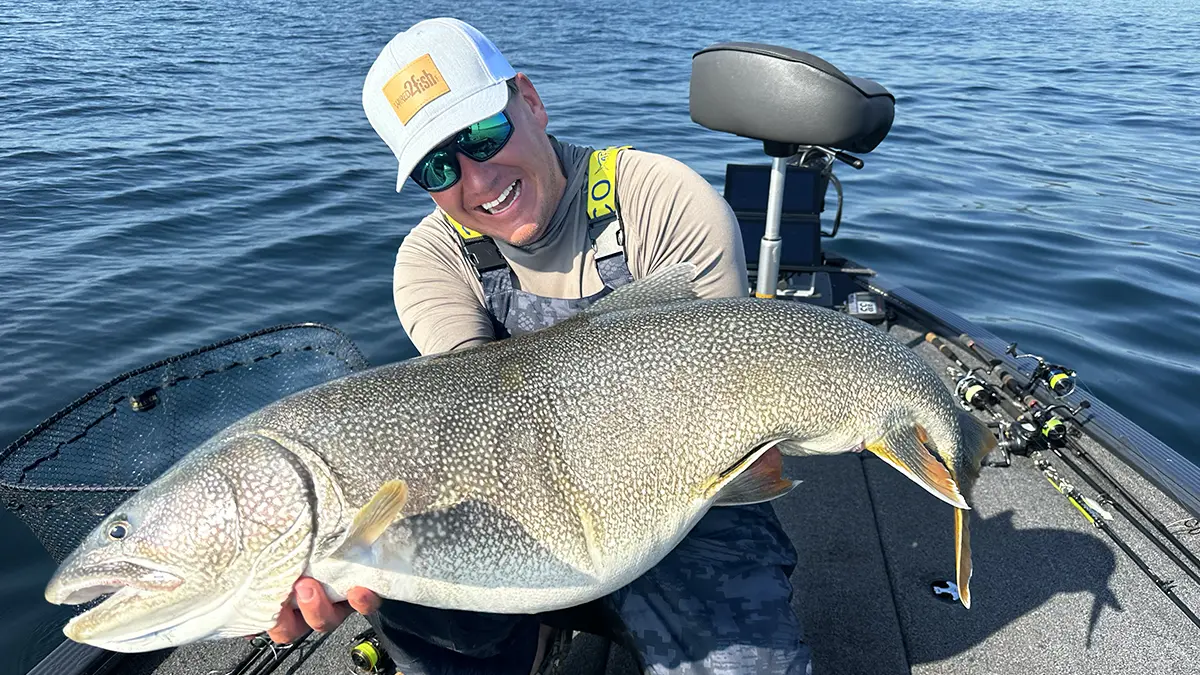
[267,577,381,644]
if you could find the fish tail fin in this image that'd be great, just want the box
[866,424,968,509]
[956,506,973,609]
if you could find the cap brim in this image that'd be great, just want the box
[394,81,511,193]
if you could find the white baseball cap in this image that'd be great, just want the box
[362,18,517,192]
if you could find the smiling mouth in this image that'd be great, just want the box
[478,179,521,215]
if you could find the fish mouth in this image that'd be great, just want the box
[46,559,184,606]
[46,560,225,650]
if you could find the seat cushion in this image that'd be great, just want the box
[689,42,895,153]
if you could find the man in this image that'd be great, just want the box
[269,17,811,675]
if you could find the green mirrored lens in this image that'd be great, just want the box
[413,148,458,191]
[409,111,513,192]
[458,112,513,161]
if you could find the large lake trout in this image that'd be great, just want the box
[46,264,995,652]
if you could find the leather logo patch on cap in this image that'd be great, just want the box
[383,54,450,125]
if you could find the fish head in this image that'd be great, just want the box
[45,434,315,652]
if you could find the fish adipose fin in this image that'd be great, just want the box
[866,424,968,510]
[959,410,998,477]
[583,262,700,317]
[339,480,409,552]
[710,443,797,506]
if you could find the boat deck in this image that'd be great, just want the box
[772,321,1200,674]
[107,318,1200,675]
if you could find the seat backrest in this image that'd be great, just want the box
[724,163,826,268]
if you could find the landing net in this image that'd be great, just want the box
[0,323,369,563]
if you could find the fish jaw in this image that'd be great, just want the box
[58,580,241,652]
[45,551,241,652]
[49,527,311,653]
[45,558,183,606]
[43,432,324,651]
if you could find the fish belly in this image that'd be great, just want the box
[307,497,713,614]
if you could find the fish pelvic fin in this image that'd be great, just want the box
[956,506,973,609]
[709,442,797,506]
[583,262,699,317]
[866,423,969,510]
[340,480,409,551]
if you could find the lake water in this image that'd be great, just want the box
[2,0,1198,670]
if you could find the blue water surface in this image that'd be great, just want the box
[2,0,1198,670]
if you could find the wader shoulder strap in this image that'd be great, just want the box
[587,145,632,261]
[448,218,508,272]
[448,145,634,274]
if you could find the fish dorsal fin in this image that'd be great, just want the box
[333,480,409,557]
[584,262,700,317]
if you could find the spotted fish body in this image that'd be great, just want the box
[45,264,994,653]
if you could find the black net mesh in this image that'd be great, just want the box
[0,323,370,564]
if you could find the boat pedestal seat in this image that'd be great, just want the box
[690,42,895,155]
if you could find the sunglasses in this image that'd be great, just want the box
[410,110,515,192]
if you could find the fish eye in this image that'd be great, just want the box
[107,519,131,541]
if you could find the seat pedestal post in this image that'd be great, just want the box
[755,139,798,299]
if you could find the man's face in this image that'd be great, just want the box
[427,75,566,247]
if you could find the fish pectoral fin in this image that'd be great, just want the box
[711,444,797,506]
[340,480,409,551]
[866,424,969,509]
[956,507,973,609]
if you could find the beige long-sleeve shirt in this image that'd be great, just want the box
[393,138,748,356]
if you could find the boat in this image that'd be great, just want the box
[6,41,1199,675]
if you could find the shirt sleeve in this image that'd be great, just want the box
[393,215,496,355]
[614,149,750,300]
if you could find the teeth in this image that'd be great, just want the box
[482,181,518,214]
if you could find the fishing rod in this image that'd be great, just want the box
[1034,455,1200,628]
[1021,397,1200,578]
[949,333,1200,577]
[924,333,1200,628]
[1016,393,1200,583]
[214,628,334,675]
